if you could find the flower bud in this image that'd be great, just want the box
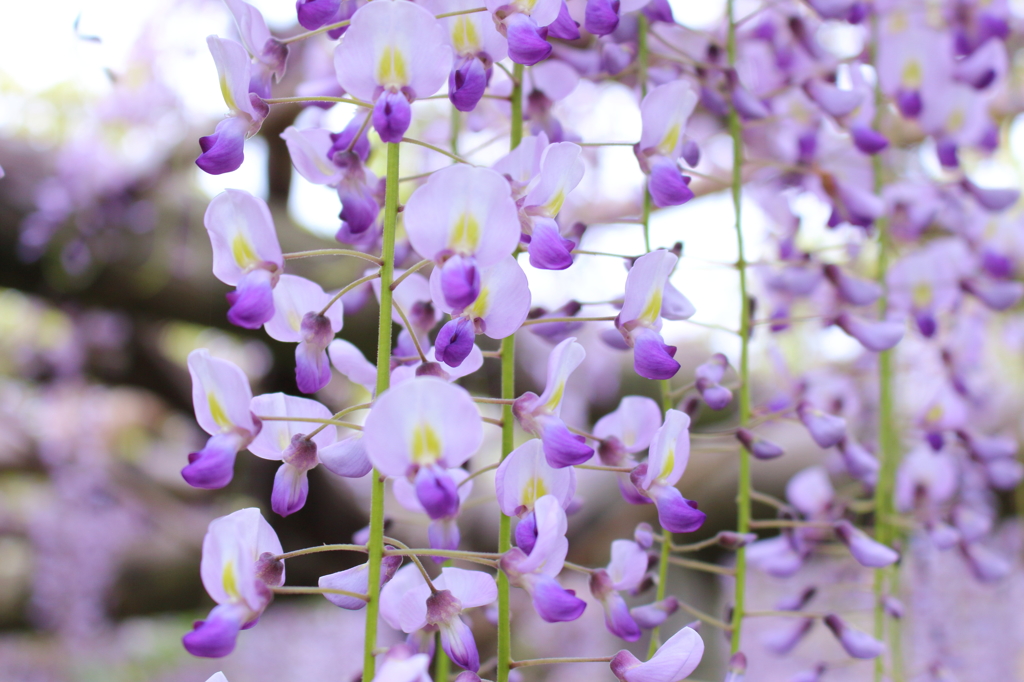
[736,428,784,460]
[823,614,883,659]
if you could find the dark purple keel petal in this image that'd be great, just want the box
[539,416,595,467]
[435,317,476,367]
[642,0,674,23]
[584,0,620,36]
[295,342,332,394]
[296,0,342,29]
[548,1,581,40]
[339,185,380,235]
[515,511,538,554]
[652,485,706,533]
[415,466,461,520]
[632,327,680,380]
[227,268,276,329]
[440,254,481,310]
[182,605,244,658]
[449,56,488,113]
[197,116,250,175]
[440,616,481,672]
[372,91,412,144]
[648,157,694,208]
[618,473,653,505]
[271,462,310,517]
[183,432,242,489]
[895,88,921,118]
[851,126,889,154]
[531,574,587,622]
[601,591,642,641]
[527,219,575,270]
[505,13,552,65]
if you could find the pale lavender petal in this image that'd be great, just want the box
[834,520,899,568]
[593,395,662,454]
[629,597,678,629]
[962,277,1024,310]
[804,78,862,117]
[762,617,813,655]
[439,615,480,671]
[835,313,903,352]
[962,180,1019,211]
[318,436,372,477]
[495,438,577,515]
[824,614,883,659]
[615,626,704,682]
[797,402,846,449]
[823,264,882,306]
[295,342,332,394]
[428,518,461,552]
[786,466,834,517]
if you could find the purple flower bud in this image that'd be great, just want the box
[338,185,380,235]
[652,486,706,533]
[776,586,816,611]
[449,56,488,113]
[961,542,1011,582]
[895,88,922,118]
[372,90,412,144]
[531,574,587,622]
[834,520,899,568]
[548,0,581,40]
[804,79,861,117]
[696,379,733,410]
[838,438,879,487]
[271,436,319,516]
[632,327,680,380]
[736,428,784,460]
[590,570,642,641]
[731,85,770,120]
[985,457,1024,490]
[797,401,846,449]
[629,596,678,628]
[505,13,552,66]
[539,417,595,467]
[823,264,882,306]
[296,0,342,30]
[835,312,903,352]
[851,126,889,155]
[937,139,959,168]
[961,277,1024,310]
[883,596,904,619]
[648,157,694,208]
[680,139,700,167]
[725,652,747,682]
[415,466,461,520]
[763,617,813,655]
[584,0,620,36]
[634,522,655,549]
[435,318,476,368]
[823,614,883,659]
[716,531,758,550]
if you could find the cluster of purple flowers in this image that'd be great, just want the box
[173,0,1024,680]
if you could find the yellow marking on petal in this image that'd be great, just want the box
[220,75,238,112]
[657,123,681,157]
[452,17,480,54]
[659,448,675,481]
[640,289,664,326]
[623,427,636,447]
[912,282,933,308]
[521,476,548,508]
[278,429,291,452]
[888,10,908,33]
[208,392,233,431]
[377,46,409,88]
[902,60,922,89]
[288,310,302,332]
[464,286,489,319]
[232,232,260,269]
[542,190,566,217]
[412,423,443,464]
[222,560,239,599]
[543,382,565,412]
[449,212,481,253]
[947,108,965,133]
[925,403,943,424]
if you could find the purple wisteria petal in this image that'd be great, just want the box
[629,597,678,629]
[441,255,483,309]
[372,91,413,144]
[835,313,904,352]
[527,218,575,270]
[538,415,594,467]
[590,570,641,641]
[204,189,283,287]
[584,0,620,36]
[851,126,889,154]
[297,0,342,29]
[631,327,680,380]
[640,409,691,489]
[515,511,538,553]
[804,78,862,117]
[524,141,584,218]
[197,116,250,175]
[648,158,694,208]
[435,317,476,367]
[797,401,847,449]
[594,395,662,454]
[248,392,335,461]
[415,465,462,519]
[438,614,480,671]
[606,539,647,591]
[824,614,883,659]
[449,56,488,112]
[184,432,245,489]
[428,518,461,552]
[834,520,899,567]
[652,486,706,533]
[504,14,552,65]
[431,256,532,339]
[548,1,580,39]
[327,339,378,394]
[271,462,310,517]
[962,277,1024,310]
[318,436,372,477]
[639,81,698,159]
[823,264,882,306]
[495,438,577,516]
[226,268,276,329]
[184,604,245,658]
[529,573,587,622]
[762,617,813,655]
[611,626,704,682]
[786,466,834,518]
[747,535,803,577]
[322,554,403,610]
[736,428,785,460]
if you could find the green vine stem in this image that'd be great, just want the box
[363,140,401,679]
[496,61,525,682]
[726,0,753,656]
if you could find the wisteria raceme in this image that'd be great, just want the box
[8,0,1020,678]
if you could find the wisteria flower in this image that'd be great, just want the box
[264,274,344,393]
[319,552,403,610]
[485,0,562,65]
[589,539,648,640]
[637,81,699,207]
[495,438,577,550]
[518,141,585,270]
[426,0,508,111]
[183,508,284,657]
[513,337,594,467]
[381,565,498,671]
[393,468,474,551]
[363,377,483,519]
[627,409,706,533]
[183,349,261,489]
[223,0,289,98]
[204,189,284,329]
[333,0,451,142]
[593,395,663,466]
[197,36,270,174]
[610,625,704,682]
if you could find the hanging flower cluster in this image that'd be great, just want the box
[176,0,1024,679]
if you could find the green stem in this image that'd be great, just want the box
[363,141,401,680]
[434,632,451,682]
[637,13,650,98]
[726,0,752,657]
[497,61,525,682]
[647,529,672,657]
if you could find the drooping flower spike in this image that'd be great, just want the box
[363,377,484,519]
[609,625,705,682]
[223,0,289,98]
[405,164,520,309]
[183,349,262,489]
[593,395,663,466]
[183,508,284,657]
[333,0,451,142]
[248,392,363,516]
[429,255,531,367]
[197,37,270,174]
[264,274,344,394]
[381,565,498,671]
[204,189,284,329]
[513,337,594,468]
[637,80,699,208]
[616,249,694,380]
[426,0,508,111]
[499,494,587,622]
[628,409,706,533]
